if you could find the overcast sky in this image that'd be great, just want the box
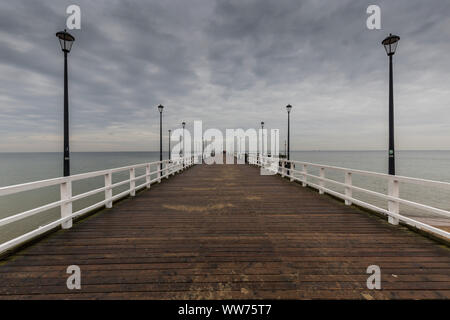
[0,0,449,152]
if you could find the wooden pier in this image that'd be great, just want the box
[0,160,449,299]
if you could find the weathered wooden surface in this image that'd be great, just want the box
[0,161,449,299]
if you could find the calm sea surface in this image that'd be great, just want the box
[1,151,449,243]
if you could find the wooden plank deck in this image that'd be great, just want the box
[0,161,449,299]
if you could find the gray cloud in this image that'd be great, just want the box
[0,0,449,152]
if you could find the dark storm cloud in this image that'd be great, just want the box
[0,0,449,151]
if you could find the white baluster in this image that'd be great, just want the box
[105,172,112,208]
[60,180,72,229]
[130,168,136,196]
[319,167,325,194]
[146,164,151,188]
[166,162,169,179]
[158,163,161,183]
[388,179,400,225]
[345,172,352,205]
[302,164,307,187]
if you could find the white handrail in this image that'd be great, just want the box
[251,155,450,240]
[0,156,199,255]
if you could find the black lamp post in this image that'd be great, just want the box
[382,33,400,175]
[182,122,186,168]
[260,121,264,162]
[286,104,292,176]
[168,129,172,161]
[158,105,164,172]
[56,29,75,177]
[286,105,292,161]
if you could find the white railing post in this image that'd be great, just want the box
[319,167,325,194]
[281,160,285,178]
[166,162,169,179]
[345,172,352,205]
[302,164,307,187]
[146,164,151,188]
[105,171,112,208]
[289,162,294,182]
[60,180,72,229]
[130,168,136,196]
[158,163,161,183]
[388,179,400,225]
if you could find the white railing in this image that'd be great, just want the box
[0,156,198,255]
[249,154,450,240]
